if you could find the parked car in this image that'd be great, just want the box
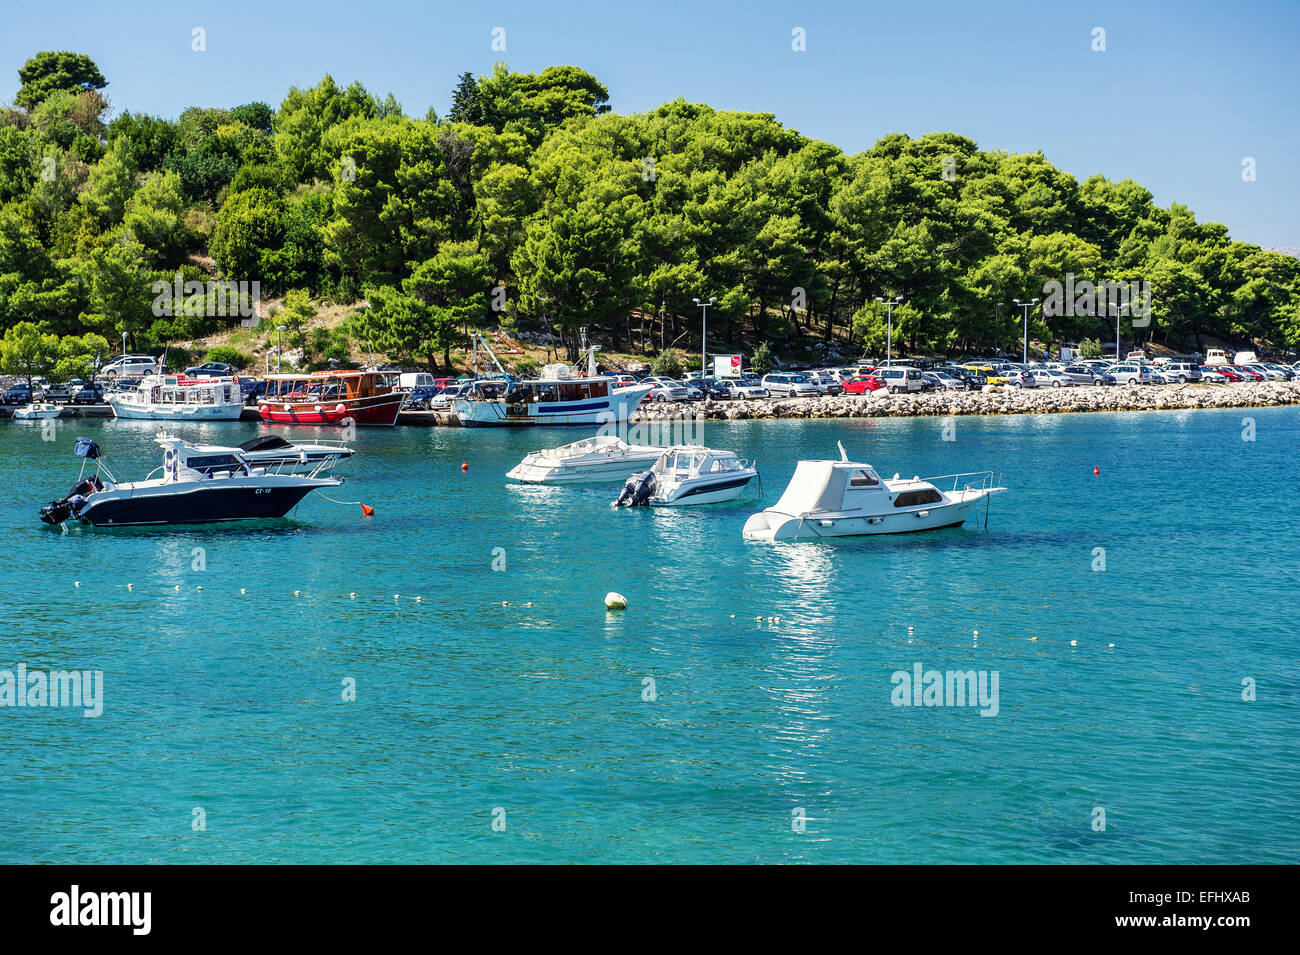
[807,372,845,395]
[761,373,820,397]
[430,383,475,410]
[1062,364,1105,385]
[644,378,690,402]
[1162,362,1203,383]
[184,361,235,378]
[1228,364,1264,381]
[1212,366,1245,382]
[1026,369,1074,388]
[875,367,925,394]
[403,385,441,409]
[101,355,159,378]
[239,379,267,404]
[842,375,887,394]
[41,381,77,403]
[1197,366,1227,384]
[69,382,105,405]
[712,378,769,400]
[607,373,641,389]
[1107,363,1152,385]
[3,382,34,404]
[923,370,966,391]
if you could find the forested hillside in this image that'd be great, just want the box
[2,51,1297,376]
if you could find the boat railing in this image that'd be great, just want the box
[144,451,345,482]
[923,470,1002,494]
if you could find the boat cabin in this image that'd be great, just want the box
[263,371,399,401]
[769,460,943,515]
[650,446,746,480]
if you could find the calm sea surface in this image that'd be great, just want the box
[1,407,1297,863]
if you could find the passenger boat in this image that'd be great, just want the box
[455,373,652,427]
[258,370,406,426]
[12,402,63,420]
[742,443,1005,541]
[506,435,664,484]
[106,374,244,420]
[614,446,758,506]
[38,433,344,527]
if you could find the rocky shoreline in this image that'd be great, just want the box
[632,381,1300,421]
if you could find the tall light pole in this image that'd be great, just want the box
[1013,298,1039,364]
[276,324,286,373]
[876,296,903,363]
[121,331,127,358]
[693,296,716,379]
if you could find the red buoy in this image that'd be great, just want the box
[1093,466,1100,475]
[461,462,468,471]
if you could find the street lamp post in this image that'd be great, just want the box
[1013,298,1039,364]
[276,324,286,373]
[121,331,127,358]
[875,296,903,363]
[692,296,716,380]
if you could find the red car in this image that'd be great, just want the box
[1214,366,1244,381]
[842,375,887,394]
[1229,365,1264,381]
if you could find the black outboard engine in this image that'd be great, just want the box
[613,470,657,507]
[39,475,102,525]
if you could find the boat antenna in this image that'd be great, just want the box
[838,440,848,462]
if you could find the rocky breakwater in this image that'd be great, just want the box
[631,382,1300,422]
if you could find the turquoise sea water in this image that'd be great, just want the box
[1,407,1297,864]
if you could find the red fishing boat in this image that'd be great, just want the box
[258,371,406,426]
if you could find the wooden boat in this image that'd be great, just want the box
[258,371,406,426]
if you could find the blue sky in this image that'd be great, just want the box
[4,0,1296,247]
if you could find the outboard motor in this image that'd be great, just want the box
[39,475,102,525]
[613,470,657,507]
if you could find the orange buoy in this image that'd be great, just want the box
[360,504,375,516]
[461,462,468,471]
[1093,466,1100,475]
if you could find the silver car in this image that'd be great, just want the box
[761,373,820,397]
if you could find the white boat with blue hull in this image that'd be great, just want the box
[743,443,1005,541]
[614,446,758,507]
[453,341,652,427]
[39,433,343,527]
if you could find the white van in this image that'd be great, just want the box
[397,372,437,390]
[877,366,924,393]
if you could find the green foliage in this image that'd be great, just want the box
[0,53,1297,367]
[0,320,59,382]
[651,347,683,378]
[205,345,252,368]
[748,342,775,375]
[1079,338,1101,359]
[15,52,106,110]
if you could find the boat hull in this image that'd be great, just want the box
[654,472,756,506]
[507,453,662,484]
[77,481,329,526]
[107,399,244,421]
[258,393,404,427]
[743,495,985,540]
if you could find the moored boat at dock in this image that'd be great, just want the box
[258,370,406,426]
[106,374,244,420]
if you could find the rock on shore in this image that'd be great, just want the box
[632,382,1300,422]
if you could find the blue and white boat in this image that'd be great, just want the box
[453,344,651,427]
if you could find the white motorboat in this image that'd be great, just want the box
[38,433,343,527]
[507,435,664,484]
[107,373,244,420]
[12,402,63,420]
[742,443,1005,541]
[614,446,757,507]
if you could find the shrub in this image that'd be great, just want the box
[749,342,775,375]
[651,347,683,378]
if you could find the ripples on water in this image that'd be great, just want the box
[0,409,1297,863]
